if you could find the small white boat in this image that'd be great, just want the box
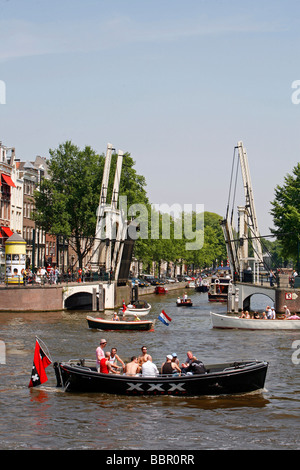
[120,301,151,316]
[210,312,300,330]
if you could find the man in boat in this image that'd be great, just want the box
[181,351,206,375]
[100,352,120,374]
[161,355,181,376]
[141,358,159,377]
[109,347,125,372]
[125,356,141,376]
[138,346,152,366]
[96,339,107,372]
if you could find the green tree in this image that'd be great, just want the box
[270,163,300,266]
[33,141,149,268]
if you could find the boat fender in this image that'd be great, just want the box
[53,362,62,387]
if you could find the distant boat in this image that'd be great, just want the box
[155,286,168,294]
[210,312,300,330]
[176,299,193,307]
[208,277,232,302]
[87,316,155,331]
[120,301,151,316]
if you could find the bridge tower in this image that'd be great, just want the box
[89,144,132,284]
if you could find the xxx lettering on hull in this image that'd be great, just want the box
[126,382,187,394]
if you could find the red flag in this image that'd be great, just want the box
[28,339,52,388]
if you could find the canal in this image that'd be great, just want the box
[0,288,300,450]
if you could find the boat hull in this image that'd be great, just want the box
[87,316,155,331]
[120,303,151,316]
[176,301,193,307]
[55,360,268,396]
[211,312,300,330]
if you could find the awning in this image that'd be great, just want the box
[1,173,16,188]
[0,226,13,237]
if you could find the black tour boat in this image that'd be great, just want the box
[54,359,268,396]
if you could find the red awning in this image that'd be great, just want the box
[1,173,16,188]
[0,226,13,237]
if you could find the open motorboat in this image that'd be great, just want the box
[210,312,300,330]
[120,300,151,316]
[54,358,268,396]
[86,315,155,331]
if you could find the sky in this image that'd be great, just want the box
[1,0,300,237]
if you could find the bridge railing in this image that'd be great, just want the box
[0,271,115,287]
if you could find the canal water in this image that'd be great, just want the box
[0,288,300,451]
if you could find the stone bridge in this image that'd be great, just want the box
[228,282,276,312]
[62,281,130,310]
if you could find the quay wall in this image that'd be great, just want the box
[275,287,300,313]
[0,284,64,312]
[0,280,189,312]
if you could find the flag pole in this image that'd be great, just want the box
[35,335,53,363]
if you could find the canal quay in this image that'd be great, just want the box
[1,287,300,451]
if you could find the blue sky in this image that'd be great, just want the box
[1,0,300,236]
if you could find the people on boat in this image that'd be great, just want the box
[125,356,141,376]
[172,352,180,366]
[100,352,120,374]
[183,292,188,301]
[96,338,107,372]
[181,351,206,375]
[254,311,260,319]
[109,347,125,372]
[112,312,120,321]
[176,296,181,305]
[141,358,159,377]
[181,351,197,371]
[138,346,152,366]
[161,355,181,376]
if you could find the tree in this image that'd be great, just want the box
[270,163,300,267]
[33,141,149,268]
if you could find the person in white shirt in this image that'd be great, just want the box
[141,359,159,377]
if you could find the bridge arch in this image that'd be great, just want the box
[235,283,276,311]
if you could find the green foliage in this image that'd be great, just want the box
[270,163,300,264]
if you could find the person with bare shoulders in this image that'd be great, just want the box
[138,346,152,366]
[125,356,141,376]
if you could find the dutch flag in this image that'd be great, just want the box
[158,310,172,326]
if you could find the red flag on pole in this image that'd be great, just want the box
[28,339,52,388]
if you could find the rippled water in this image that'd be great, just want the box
[1,289,300,450]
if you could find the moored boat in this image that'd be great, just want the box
[87,316,155,331]
[208,277,232,302]
[54,359,268,396]
[155,285,168,294]
[210,312,300,330]
[121,301,151,316]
